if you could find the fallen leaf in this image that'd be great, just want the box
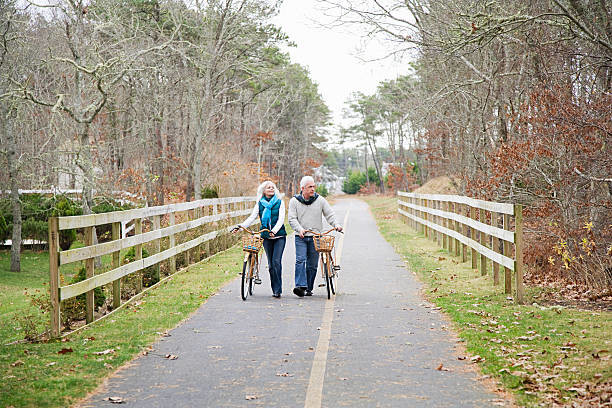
[46,362,57,367]
[470,355,484,363]
[436,363,449,371]
[276,372,294,377]
[58,348,73,355]
[104,396,124,404]
[93,349,115,356]
[245,395,259,400]
[164,354,178,360]
[10,360,24,367]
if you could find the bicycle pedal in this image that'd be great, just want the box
[254,278,262,284]
[333,265,341,271]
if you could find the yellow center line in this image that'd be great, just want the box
[304,206,351,408]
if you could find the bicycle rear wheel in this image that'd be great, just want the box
[241,254,254,301]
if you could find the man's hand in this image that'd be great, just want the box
[299,229,305,238]
[335,225,343,232]
[231,226,240,234]
[269,232,275,238]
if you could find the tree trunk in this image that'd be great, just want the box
[4,104,21,271]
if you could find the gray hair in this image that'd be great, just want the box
[256,180,280,199]
[300,176,315,189]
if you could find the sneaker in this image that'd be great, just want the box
[305,290,313,296]
[254,278,262,284]
[273,293,281,298]
[293,287,305,297]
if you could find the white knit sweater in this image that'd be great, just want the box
[288,195,339,236]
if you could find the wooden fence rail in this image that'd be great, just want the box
[397,192,524,303]
[48,196,257,337]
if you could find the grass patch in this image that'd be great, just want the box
[0,246,242,408]
[362,195,612,407]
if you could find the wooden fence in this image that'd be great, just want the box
[48,196,257,337]
[397,192,524,303]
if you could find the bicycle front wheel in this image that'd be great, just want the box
[323,254,333,299]
[328,257,336,296]
[241,254,254,301]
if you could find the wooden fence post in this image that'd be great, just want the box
[112,222,121,309]
[461,204,468,263]
[442,201,448,250]
[135,218,143,292]
[184,210,191,266]
[453,202,460,257]
[470,206,478,269]
[169,212,176,274]
[84,226,95,324]
[480,209,488,276]
[49,217,60,338]
[153,215,161,282]
[514,204,525,303]
[436,200,441,244]
[493,213,500,286]
[205,205,211,258]
[503,213,512,294]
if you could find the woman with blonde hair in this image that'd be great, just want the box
[234,180,287,298]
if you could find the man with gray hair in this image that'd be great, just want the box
[288,176,342,297]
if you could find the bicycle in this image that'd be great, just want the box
[303,228,343,299]
[234,226,271,301]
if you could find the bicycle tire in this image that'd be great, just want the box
[241,255,252,301]
[249,256,255,296]
[328,259,336,296]
[323,255,332,299]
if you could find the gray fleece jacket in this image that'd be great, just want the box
[288,194,339,236]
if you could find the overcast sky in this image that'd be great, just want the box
[271,0,408,137]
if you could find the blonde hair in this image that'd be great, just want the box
[256,180,280,200]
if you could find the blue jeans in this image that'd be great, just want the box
[263,237,286,295]
[294,236,319,291]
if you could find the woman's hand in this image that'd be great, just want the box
[269,232,275,237]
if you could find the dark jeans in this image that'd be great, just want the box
[262,236,286,295]
[294,236,319,291]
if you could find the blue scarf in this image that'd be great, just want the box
[260,194,280,229]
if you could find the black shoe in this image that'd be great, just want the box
[305,290,312,296]
[293,287,305,297]
[273,293,281,298]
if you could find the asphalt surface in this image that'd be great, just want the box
[80,198,500,407]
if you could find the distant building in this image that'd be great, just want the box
[314,166,343,195]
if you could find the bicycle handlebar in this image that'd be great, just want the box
[233,225,272,235]
[301,228,343,236]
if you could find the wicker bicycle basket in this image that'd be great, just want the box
[242,234,263,253]
[313,235,335,253]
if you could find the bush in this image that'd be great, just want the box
[71,267,106,309]
[0,213,9,242]
[367,167,381,186]
[342,171,367,194]
[51,196,81,249]
[202,184,219,198]
[21,218,47,245]
[315,184,329,197]
[61,267,106,325]
[122,246,158,287]
[91,197,133,242]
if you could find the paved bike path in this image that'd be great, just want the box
[81,198,500,407]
